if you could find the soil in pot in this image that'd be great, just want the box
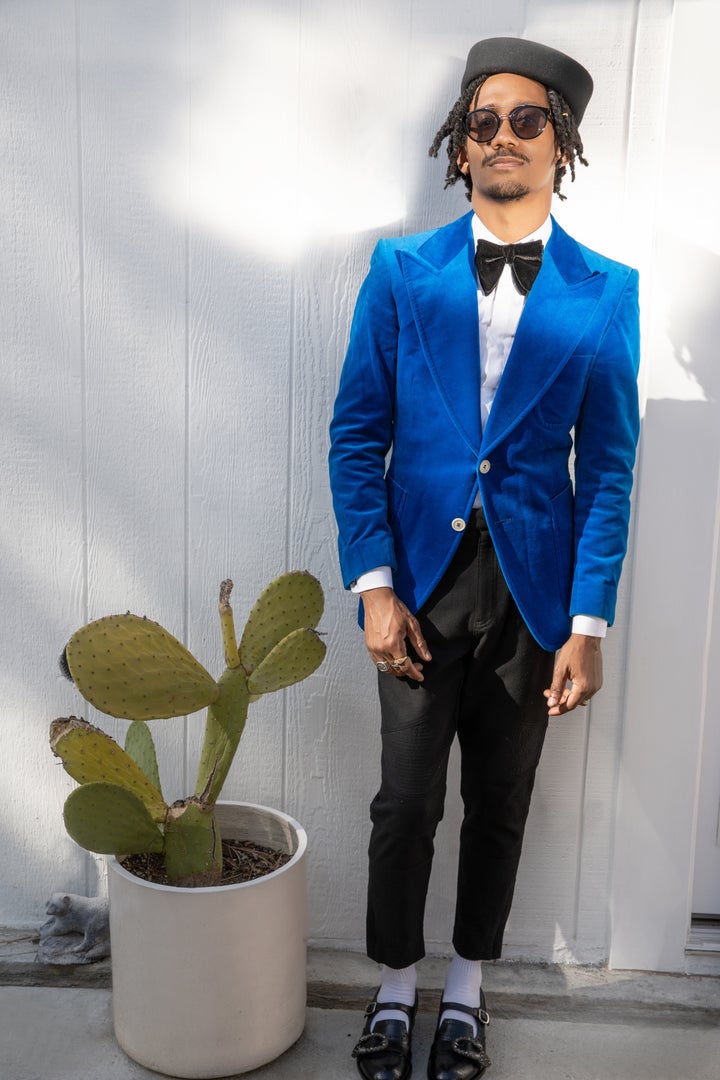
[120,838,290,887]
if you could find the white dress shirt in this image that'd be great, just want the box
[352,214,607,638]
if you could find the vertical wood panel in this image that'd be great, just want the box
[77,0,188,801]
[692,472,720,913]
[183,0,299,810]
[0,0,86,922]
[285,0,413,945]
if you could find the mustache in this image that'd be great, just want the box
[482,149,529,166]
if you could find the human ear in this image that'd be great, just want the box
[457,146,469,175]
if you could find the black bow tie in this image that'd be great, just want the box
[474,238,544,296]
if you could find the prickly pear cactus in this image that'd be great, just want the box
[52,573,326,885]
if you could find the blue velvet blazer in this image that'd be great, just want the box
[328,212,640,651]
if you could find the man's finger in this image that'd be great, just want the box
[562,684,586,713]
[372,653,425,682]
[407,618,432,661]
[544,677,568,708]
[397,660,424,681]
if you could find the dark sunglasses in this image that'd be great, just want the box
[463,105,552,144]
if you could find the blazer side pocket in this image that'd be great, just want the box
[385,475,408,523]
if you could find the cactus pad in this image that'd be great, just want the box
[51,717,167,822]
[124,721,163,798]
[247,627,326,695]
[63,782,164,855]
[65,614,219,720]
[239,572,324,673]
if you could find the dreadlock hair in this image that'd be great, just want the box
[428,75,588,201]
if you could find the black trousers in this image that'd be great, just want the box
[366,508,555,967]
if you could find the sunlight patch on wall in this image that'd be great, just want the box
[154,10,417,257]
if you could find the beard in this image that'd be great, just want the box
[484,181,530,202]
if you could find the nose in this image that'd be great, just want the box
[492,114,517,143]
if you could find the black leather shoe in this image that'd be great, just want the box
[352,991,418,1080]
[427,994,491,1080]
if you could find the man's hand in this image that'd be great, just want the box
[544,633,603,715]
[361,587,432,681]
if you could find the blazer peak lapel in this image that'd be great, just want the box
[399,215,482,454]
[481,226,607,452]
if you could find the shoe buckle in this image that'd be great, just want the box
[353,1032,390,1057]
[452,1036,492,1069]
[479,1008,490,1025]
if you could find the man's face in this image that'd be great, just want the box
[457,72,561,206]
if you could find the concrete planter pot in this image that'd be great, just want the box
[108,801,308,1078]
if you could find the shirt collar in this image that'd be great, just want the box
[471,213,552,247]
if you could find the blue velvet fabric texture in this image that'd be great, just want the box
[328,211,640,652]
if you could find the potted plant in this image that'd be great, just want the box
[50,572,325,1078]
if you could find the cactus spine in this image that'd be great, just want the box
[52,573,325,886]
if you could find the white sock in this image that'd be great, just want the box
[441,952,483,1035]
[370,963,417,1032]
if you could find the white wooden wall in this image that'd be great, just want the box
[1,0,713,972]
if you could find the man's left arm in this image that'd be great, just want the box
[545,268,641,715]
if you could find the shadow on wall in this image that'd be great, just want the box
[617,228,720,950]
[643,232,720,545]
[659,233,720,404]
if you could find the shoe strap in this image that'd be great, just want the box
[440,998,490,1025]
[365,997,416,1020]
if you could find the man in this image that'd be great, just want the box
[329,36,640,1080]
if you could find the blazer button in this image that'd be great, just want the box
[451,518,466,532]
[479,459,491,474]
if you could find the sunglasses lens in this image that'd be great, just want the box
[465,110,499,143]
[510,107,548,139]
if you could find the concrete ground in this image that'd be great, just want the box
[1,932,719,1080]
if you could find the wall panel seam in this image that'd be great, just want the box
[183,0,193,794]
[74,0,91,898]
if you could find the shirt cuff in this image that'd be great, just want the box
[571,615,607,638]
[350,566,394,593]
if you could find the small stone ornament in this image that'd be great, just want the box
[37,892,110,965]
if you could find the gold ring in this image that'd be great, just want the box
[391,656,409,668]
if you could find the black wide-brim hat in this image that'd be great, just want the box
[461,37,593,124]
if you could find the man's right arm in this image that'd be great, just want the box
[329,243,431,678]
[328,240,400,588]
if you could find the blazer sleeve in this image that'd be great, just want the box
[570,268,641,623]
[328,241,400,588]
